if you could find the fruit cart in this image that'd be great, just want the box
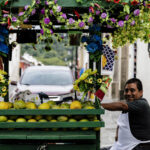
[0,109,104,150]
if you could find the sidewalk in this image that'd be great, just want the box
[100,98,121,148]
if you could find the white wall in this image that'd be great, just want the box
[136,40,150,103]
[128,41,150,103]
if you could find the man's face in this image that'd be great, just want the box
[124,83,143,102]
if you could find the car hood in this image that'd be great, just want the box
[18,84,73,96]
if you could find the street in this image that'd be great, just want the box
[100,98,121,148]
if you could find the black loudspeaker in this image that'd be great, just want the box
[17,30,37,43]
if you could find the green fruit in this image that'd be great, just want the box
[16,118,26,122]
[34,115,43,121]
[47,101,56,107]
[68,118,77,122]
[26,102,37,109]
[0,116,7,122]
[45,115,53,121]
[57,116,68,122]
[80,119,89,131]
[7,119,14,122]
[38,119,47,122]
[8,115,18,120]
[50,119,58,131]
[93,119,100,131]
[13,100,26,109]
[60,103,70,109]
[51,105,60,109]
[28,119,37,122]
[68,118,77,130]
[24,115,33,120]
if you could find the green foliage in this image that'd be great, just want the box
[21,34,74,66]
[37,57,66,66]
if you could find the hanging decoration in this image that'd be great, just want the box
[102,45,115,71]
[0,0,149,48]
[81,24,103,62]
[73,69,112,100]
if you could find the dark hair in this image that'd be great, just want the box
[125,78,143,91]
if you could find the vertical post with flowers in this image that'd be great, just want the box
[0,70,8,99]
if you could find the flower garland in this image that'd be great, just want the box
[0,0,149,48]
[0,70,8,98]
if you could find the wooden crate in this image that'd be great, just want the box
[0,109,104,150]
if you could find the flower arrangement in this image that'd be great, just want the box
[0,70,8,98]
[0,0,149,48]
[81,24,103,62]
[73,69,112,100]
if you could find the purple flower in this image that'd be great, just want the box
[24,5,29,11]
[88,17,94,23]
[78,21,85,28]
[12,17,17,22]
[61,13,67,19]
[69,18,75,24]
[118,20,124,27]
[3,14,8,17]
[45,1,49,5]
[44,18,50,24]
[18,12,24,16]
[23,19,28,23]
[101,13,107,19]
[110,18,116,23]
[130,20,135,26]
[54,0,57,4]
[36,0,40,4]
[134,9,140,16]
[89,7,93,13]
[50,10,53,15]
[57,6,62,12]
[31,9,36,15]
[50,29,53,34]
[125,15,129,21]
[107,25,113,28]
[41,8,45,14]
[40,29,44,35]
[96,10,100,15]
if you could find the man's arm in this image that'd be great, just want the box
[101,101,128,111]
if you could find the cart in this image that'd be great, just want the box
[0,108,104,150]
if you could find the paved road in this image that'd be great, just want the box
[100,98,121,148]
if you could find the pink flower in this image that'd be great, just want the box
[12,17,17,22]
[134,9,140,16]
[18,12,24,16]
[101,13,107,19]
[78,21,85,28]
[88,17,94,23]
[96,10,100,15]
[131,20,135,26]
[118,20,124,27]
[61,13,67,19]
[69,18,75,24]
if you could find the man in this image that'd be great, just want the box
[101,78,150,150]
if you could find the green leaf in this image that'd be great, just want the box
[123,5,130,14]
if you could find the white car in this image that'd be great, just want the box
[10,66,75,103]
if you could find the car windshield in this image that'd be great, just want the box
[20,69,73,85]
